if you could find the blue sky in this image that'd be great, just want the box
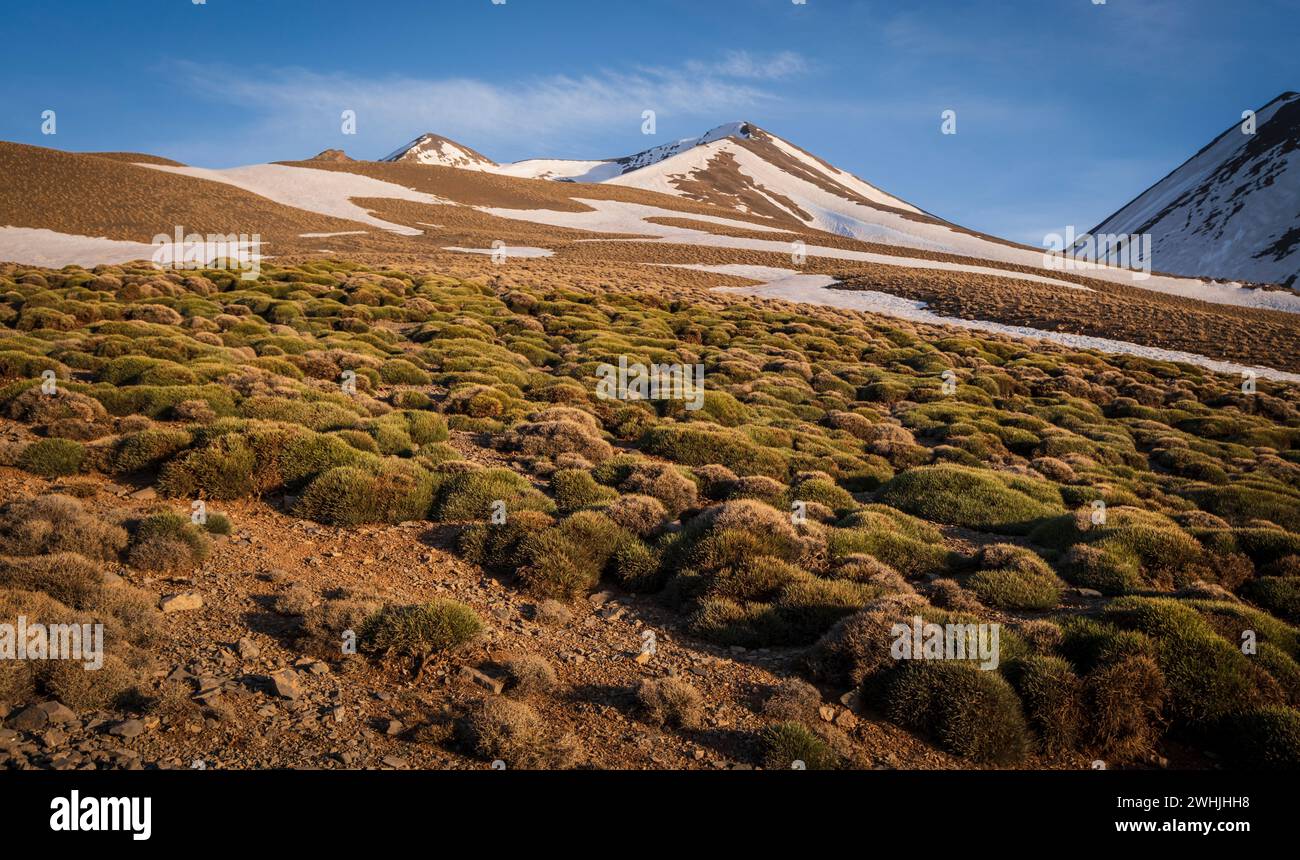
[1,0,1296,243]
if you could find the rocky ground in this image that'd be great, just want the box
[0,459,987,772]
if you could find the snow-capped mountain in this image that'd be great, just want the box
[1090,92,1300,288]
[381,133,499,171]
[601,121,931,240]
[380,122,946,244]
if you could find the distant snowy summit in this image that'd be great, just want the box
[1090,92,1299,288]
[381,133,499,171]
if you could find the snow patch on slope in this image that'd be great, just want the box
[139,163,444,235]
[0,226,160,267]
[442,245,554,258]
[480,198,1090,290]
[494,159,626,182]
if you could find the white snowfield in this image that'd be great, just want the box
[493,159,625,182]
[0,226,160,267]
[138,162,448,235]
[441,245,554,258]
[687,263,1300,384]
[482,197,1091,290]
[1091,93,1299,287]
[0,226,264,271]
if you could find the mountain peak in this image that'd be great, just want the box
[306,148,353,163]
[380,133,498,170]
[700,121,758,142]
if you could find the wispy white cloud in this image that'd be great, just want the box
[169,53,806,163]
[685,50,810,80]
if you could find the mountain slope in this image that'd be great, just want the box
[1090,92,1300,288]
[483,121,1045,260]
[0,142,380,242]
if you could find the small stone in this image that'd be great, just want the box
[818,705,836,722]
[589,591,616,606]
[533,601,572,625]
[834,710,858,730]
[383,719,403,737]
[236,637,261,660]
[459,666,504,695]
[166,665,194,684]
[108,719,145,739]
[195,677,225,696]
[160,592,203,613]
[381,756,408,770]
[9,705,49,732]
[270,668,302,700]
[37,701,77,724]
[634,650,653,665]
[129,486,157,500]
